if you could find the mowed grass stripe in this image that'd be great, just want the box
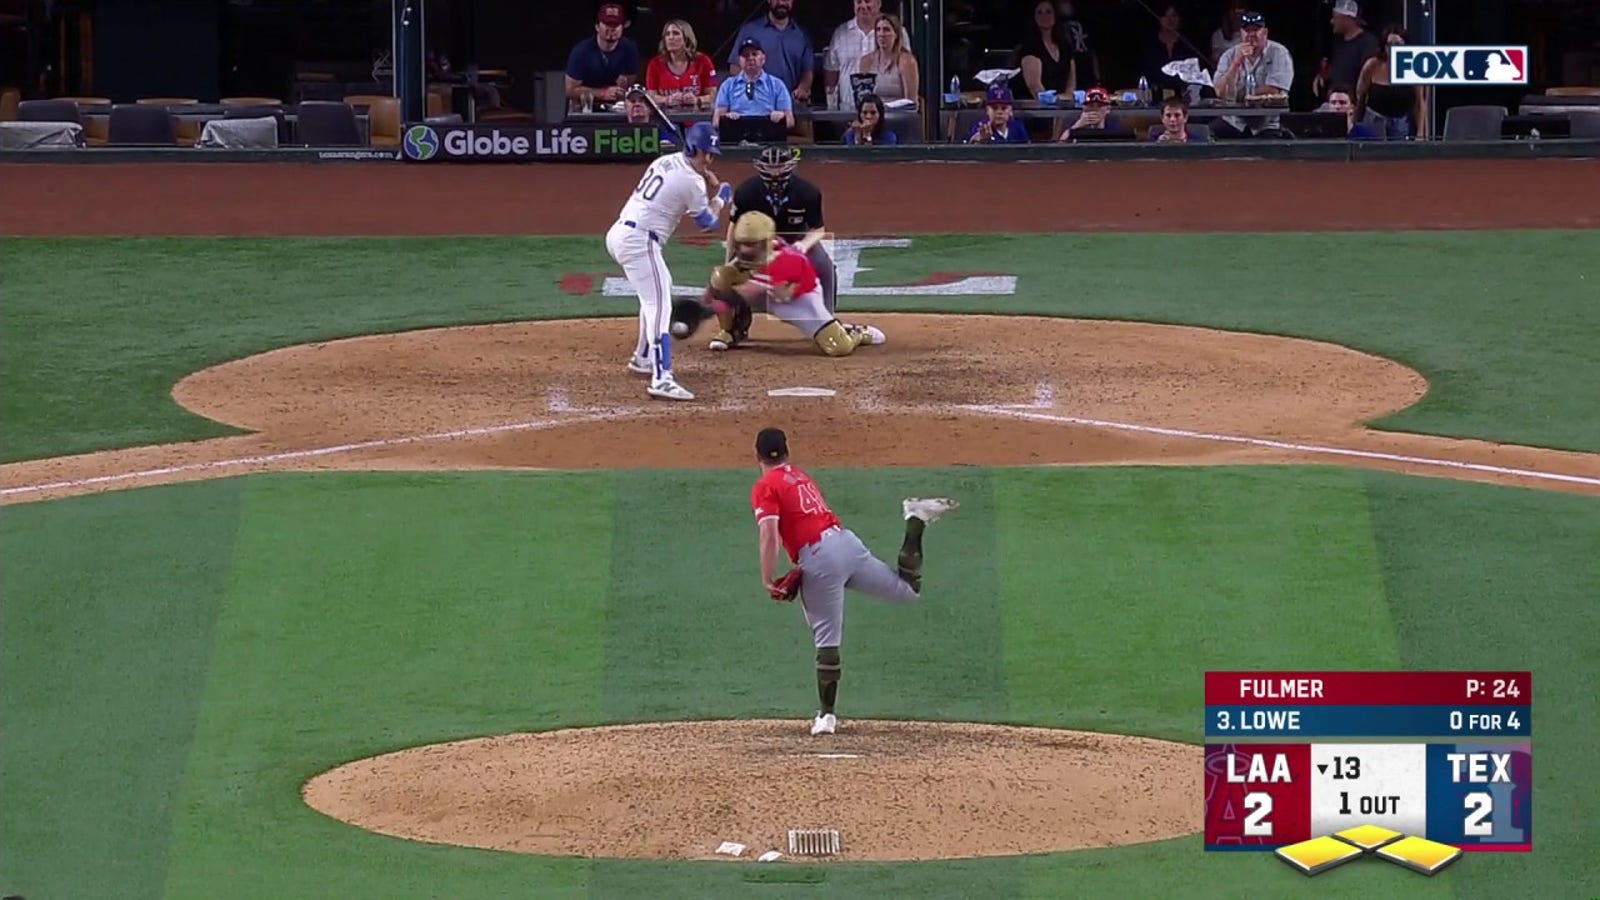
[996,466,1407,899]
[1365,472,1600,900]
[0,479,246,900]
[157,473,614,899]
[591,466,1010,899]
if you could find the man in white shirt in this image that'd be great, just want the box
[822,0,911,110]
[607,120,732,401]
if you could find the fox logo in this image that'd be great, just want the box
[1393,46,1528,85]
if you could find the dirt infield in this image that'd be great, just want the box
[3,159,1598,236]
[4,158,1598,860]
[302,719,1199,862]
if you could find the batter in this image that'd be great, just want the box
[605,120,732,401]
[749,427,958,736]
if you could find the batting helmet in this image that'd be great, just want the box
[682,122,722,158]
[754,144,799,190]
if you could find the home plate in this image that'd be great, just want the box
[768,387,837,398]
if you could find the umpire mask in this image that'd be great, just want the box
[754,145,798,196]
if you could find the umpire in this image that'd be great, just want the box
[728,145,836,316]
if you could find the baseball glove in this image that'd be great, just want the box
[769,567,804,601]
[670,296,716,339]
[709,262,752,293]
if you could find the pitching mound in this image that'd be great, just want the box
[302,719,1200,862]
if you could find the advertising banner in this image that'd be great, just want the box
[400,122,668,163]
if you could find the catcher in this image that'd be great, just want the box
[671,212,884,357]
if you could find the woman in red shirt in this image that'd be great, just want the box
[645,20,718,109]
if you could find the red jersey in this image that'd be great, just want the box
[750,463,842,562]
[645,53,718,95]
[752,242,819,298]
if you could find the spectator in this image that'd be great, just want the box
[1314,0,1380,101]
[1355,25,1428,139]
[1211,0,1246,62]
[646,19,719,108]
[1149,95,1211,142]
[824,0,910,111]
[853,14,920,108]
[966,83,1030,143]
[1054,1,1101,87]
[1318,84,1379,139]
[1015,0,1077,101]
[727,0,815,106]
[1058,86,1126,140]
[565,3,641,108]
[844,93,898,145]
[1210,11,1293,138]
[1140,4,1200,100]
[714,37,795,141]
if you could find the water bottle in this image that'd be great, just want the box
[1244,67,1257,101]
[1138,76,1150,106]
[947,75,961,106]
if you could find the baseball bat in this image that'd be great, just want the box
[626,85,686,147]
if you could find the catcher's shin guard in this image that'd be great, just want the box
[813,319,869,357]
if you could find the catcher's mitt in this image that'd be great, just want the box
[670,296,717,339]
[769,567,803,601]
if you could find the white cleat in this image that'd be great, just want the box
[850,324,887,345]
[810,712,837,735]
[627,354,652,375]
[903,497,960,523]
[647,377,695,401]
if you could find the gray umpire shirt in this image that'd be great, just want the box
[1214,40,1295,134]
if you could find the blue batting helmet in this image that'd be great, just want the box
[682,121,722,157]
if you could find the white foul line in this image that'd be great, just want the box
[0,409,638,498]
[960,405,1600,488]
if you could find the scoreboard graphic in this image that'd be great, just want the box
[1203,671,1531,876]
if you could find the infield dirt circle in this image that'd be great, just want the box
[4,160,1599,863]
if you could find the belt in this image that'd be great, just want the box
[621,219,662,243]
[801,525,842,554]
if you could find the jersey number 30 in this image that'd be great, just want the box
[635,172,665,201]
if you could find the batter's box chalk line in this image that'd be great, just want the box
[787,828,842,857]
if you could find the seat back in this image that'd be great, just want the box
[1442,105,1507,140]
[296,100,363,145]
[18,98,83,123]
[361,96,401,146]
[0,87,19,121]
[107,104,177,144]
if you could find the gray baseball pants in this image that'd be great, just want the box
[796,526,919,648]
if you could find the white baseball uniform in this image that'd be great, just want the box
[606,152,718,387]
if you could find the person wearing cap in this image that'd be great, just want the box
[747,426,959,737]
[564,3,642,109]
[714,38,795,142]
[727,0,815,105]
[965,83,1030,144]
[1316,0,1380,102]
[1210,10,1294,138]
[1057,85,1128,141]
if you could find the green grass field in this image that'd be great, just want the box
[2,232,1597,899]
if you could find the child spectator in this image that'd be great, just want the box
[1058,86,1127,140]
[967,83,1030,143]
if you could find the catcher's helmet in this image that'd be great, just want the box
[732,211,777,265]
[682,122,722,158]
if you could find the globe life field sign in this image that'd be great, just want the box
[401,124,666,163]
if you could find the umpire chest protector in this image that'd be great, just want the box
[731,175,823,242]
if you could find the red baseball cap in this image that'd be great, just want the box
[597,3,625,26]
[1084,86,1111,106]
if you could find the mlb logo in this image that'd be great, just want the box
[1392,46,1529,85]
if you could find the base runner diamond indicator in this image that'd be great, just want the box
[1375,835,1463,876]
[1274,836,1364,876]
[1333,824,1404,852]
